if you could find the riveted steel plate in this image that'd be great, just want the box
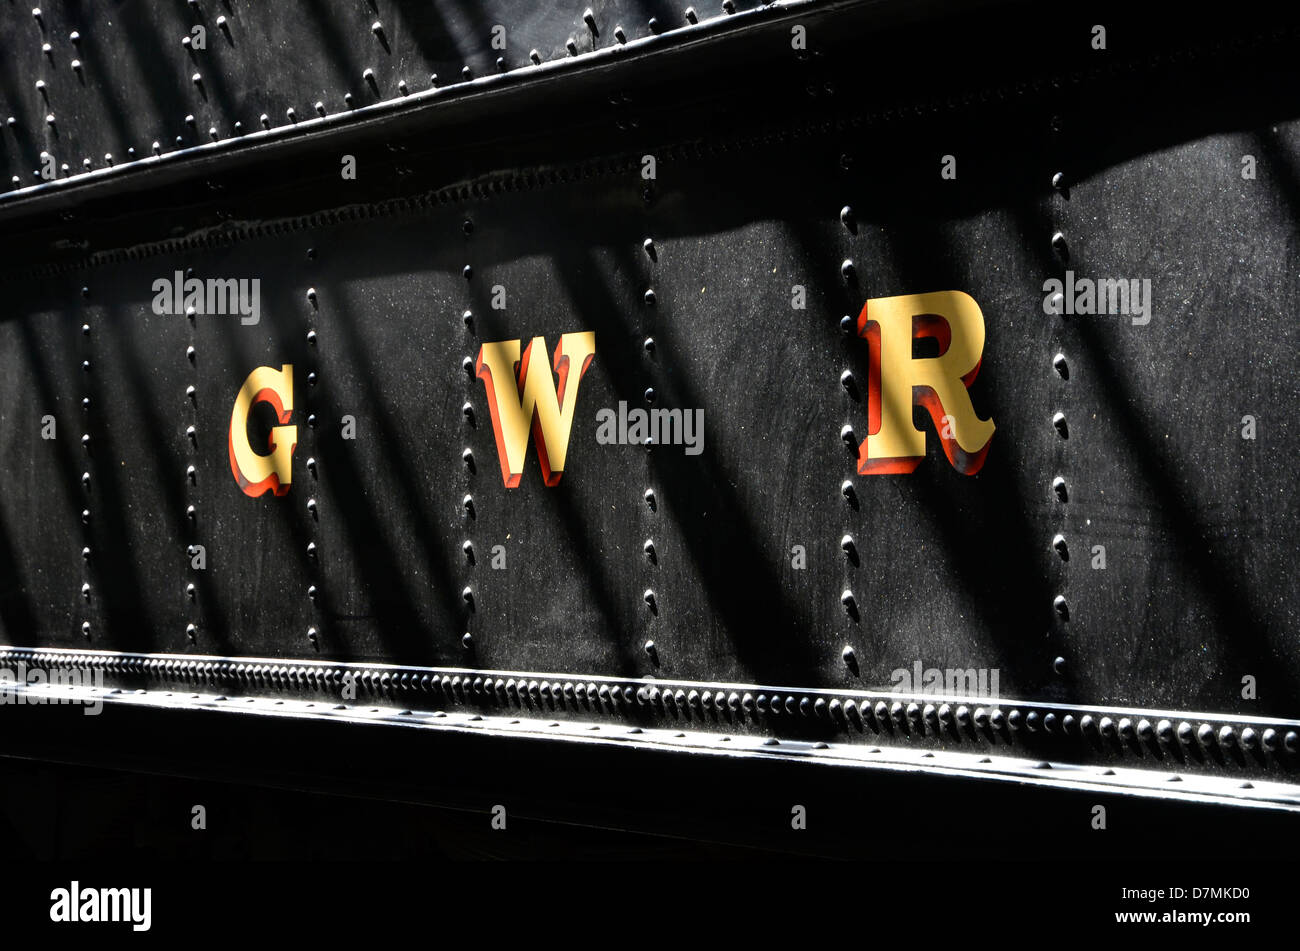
[1,0,1300,809]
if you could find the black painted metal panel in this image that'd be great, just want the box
[1,0,1299,828]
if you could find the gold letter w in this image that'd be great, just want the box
[475,332,596,487]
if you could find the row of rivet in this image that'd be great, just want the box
[184,266,200,645]
[6,3,729,189]
[641,232,659,659]
[305,259,321,649]
[837,203,860,639]
[7,647,1298,756]
[1050,156,1070,673]
[460,216,477,652]
[4,646,1297,754]
[79,283,92,638]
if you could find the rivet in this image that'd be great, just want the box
[685,7,699,23]
[643,589,656,610]
[1099,716,1115,736]
[462,540,474,563]
[260,113,270,128]
[186,583,196,600]
[840,259,855,281]
[186,385,196,403]
[566,38,578,56]
[839,369,856,394]
[1052,412,1068,438]
[46,113,55,127]
[371,20,384,36]
[840,423,856,446]
[183,36,192,48]
[81,433,91,448]
[529,49,541,65]
[186,504,196,521]
[307,457,317,477]
[153,141,162,155]
[81,472,90,489]
[1051,231,1068,256]
[69,30,80,43]
[308,626,319,644]
[71,59,81,73]
[841,645,855,666]
[462,402,474,424]
[462,448,474,469]
[462,66,472,80]
[462,218,473,235]
[192,72,202,87]
[1197,723,1214,746]
[1218,725,1236,747]
[1286,731,1299,753]
[644,387,655,403]
[1240,727,1257,749]
[643,539,655,562]
[723,0,735,13]
[462,309,473,327]
[840,589,856,612]
[1261,727,1277,751]
[1052,476,1068,501]
[462,494,474,517]
[35,80,46,94]
[1062,714,1077,733]
[185,114,196,127]
[462,633,473,649]
[81,582,91,601]
[1177,721,1193,744]
[81,509,90,524]
[306,330,317,346]
[307,585,318,602]
[614,26,626,43]
[644,488,656,510]
[643,336,655,353]
[1052,171,1066,191]
[82,621,90,638]
[462,586,473,604]
[306,498,318,518]
[398,79,409,95]
[644,639,656,656]
[840,534,855,556]
[1053,352,1068,378]
[1052,654,1066,673]
[583,8,597,31]
[315,101,326,116]
[81,397,90,411]
[462,356,475,377]
[1052,534,1068,559]
[643,288,656,306]
[82,323,90,336]
[187,346,196,363]
[307,372,317,387]
[186,623,197,641]
[840,479,855,502]
[82,546,90,561]
[307,541,318,560]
